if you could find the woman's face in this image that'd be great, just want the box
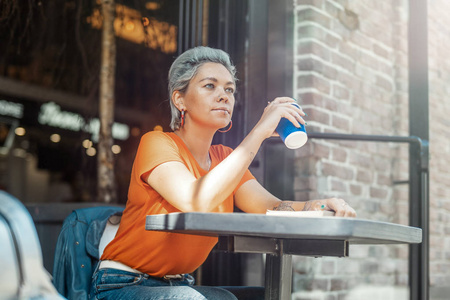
[180,62,235,130]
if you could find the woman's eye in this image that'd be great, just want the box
[226,87,235,93]
[205,83,214,89]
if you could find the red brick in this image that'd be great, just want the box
[330,278,348,291]
[370,187,388,199]
[299,92,324,107]
[338,42,359,62]
[297,74,331,94]
[373,156,391,172]
[322,96,338,111]
[331,114,350,131]
[296,0,323,6]
[348,152,371,168]
[297,57,318,72]
[323,0,339,17]
[364,200,380,213]
[332,84,350,100]
[297,40,331,60]
[297,8,331,28]
[349,184,362,195]
[331,51,355,72]
[311,278,330,290]
[335,71,361,91]
[335,102,354,116]
[322,161,354,180]
[359,260,379,273]
[312,142,331,159]
[376,173,391,186]
[322,63,338,79]
[331,147,347,162]
[297,24,341,48]
[305,107,331,125]
[375,74,394,92]
[356,169,373,183]
[321,260,336,275]
[330,178,347,192]
[373,43,391,60]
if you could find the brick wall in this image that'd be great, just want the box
[428,0,450,291]
[289,0,444,299]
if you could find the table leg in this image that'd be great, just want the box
[264,253,293,300]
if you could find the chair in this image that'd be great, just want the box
[52,205,124,300]
[0,191,65,300]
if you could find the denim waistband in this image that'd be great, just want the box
[94,260,187,281]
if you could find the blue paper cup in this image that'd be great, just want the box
[275,103,307,149]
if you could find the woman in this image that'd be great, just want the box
[91,46,356,300]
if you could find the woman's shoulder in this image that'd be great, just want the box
[139,131,178,148]
[141,131,174,142]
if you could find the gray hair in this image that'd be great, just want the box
[168,46,237,131]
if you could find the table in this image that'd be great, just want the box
[145,212,422,300]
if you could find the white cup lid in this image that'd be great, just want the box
[284,131,308,149]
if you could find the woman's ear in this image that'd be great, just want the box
[172,91,185,111]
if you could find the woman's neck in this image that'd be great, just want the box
[174,127,214,170]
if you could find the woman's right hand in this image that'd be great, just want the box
[252,97,307,140]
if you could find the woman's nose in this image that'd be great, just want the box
[217,88,229,102]
[218,96,228,102]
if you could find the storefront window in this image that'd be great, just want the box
[0,0,179,203]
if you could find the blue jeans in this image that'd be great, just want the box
[91,268,264,300]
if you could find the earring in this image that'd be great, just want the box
[180,109,185,127]
[218,120,232,133]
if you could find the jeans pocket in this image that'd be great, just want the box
[95,270,145,293]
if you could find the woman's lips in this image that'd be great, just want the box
[212,108,230,114]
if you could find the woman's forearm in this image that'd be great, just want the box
[272,200,306,211]
[189,128,266,212]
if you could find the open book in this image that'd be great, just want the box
[266,210,335,217]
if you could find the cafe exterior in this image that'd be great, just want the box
[1,0,449,299]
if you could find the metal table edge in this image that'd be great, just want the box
[145,212,422,245]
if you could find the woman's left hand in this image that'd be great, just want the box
[303,198,357,217]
